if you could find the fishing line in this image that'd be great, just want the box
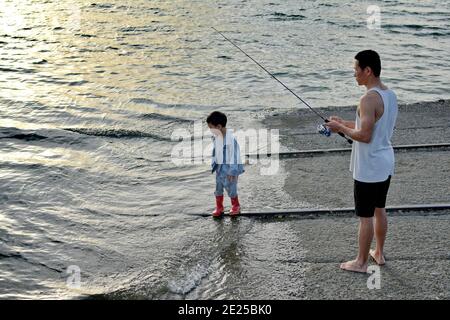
[212,27,353,144]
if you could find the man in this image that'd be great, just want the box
[325,50,398,273]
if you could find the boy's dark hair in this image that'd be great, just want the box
[355,50,381,77]
[206,111,227,127]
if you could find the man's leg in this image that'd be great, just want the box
[340,217,374,273]
[370,207,387,265]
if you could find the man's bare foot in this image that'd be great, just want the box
[340,260,368,273]
[369,249,385,266]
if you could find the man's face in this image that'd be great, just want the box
[353,59,366,85]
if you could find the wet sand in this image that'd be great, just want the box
[288,213,450,300]
[261,99,450,299]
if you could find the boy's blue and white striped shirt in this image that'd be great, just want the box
[211,130,244,176]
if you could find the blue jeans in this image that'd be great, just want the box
[214,170,238,198]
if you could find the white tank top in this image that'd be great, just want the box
[350,87,398,182]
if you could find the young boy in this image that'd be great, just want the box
[206,111,244,217]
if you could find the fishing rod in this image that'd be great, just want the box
[212,27,353,145]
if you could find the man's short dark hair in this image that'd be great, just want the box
[355,50,381,77]
[206,111,227,127]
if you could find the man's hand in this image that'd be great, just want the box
[328,116,356,130]
[324,120,344,133]
[329,116,344,124]
[227,175,237,182]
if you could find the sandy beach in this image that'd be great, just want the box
[259,99,450,299]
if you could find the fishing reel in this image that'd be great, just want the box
[317,124,331,137]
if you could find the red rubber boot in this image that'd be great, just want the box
[229,196,241,216]
[212,195,224,217]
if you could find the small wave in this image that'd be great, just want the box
[384,23,425,30]
[138,112,192,124]
[152,64,168,69]
[383,24,450,37]
[0,249,62,274]
[416,31,450,37]
[130,98,158,105]
[268,12,306,21]
[393,9,450,17]
[63,127,173,141]
[32,59,48,65]
[127,43,149,49]
[399,43,424,49]
[75,33,97,38]
[0,128,47,141]
[217,55,232,60]
[167,263,209,295]
[0,66,36,74]
[119,25,173,34]
[119,26,155,33]
[90,3,114,9]
[129,97,203,112]
[68,80,89,86]
[0,251,22,259]
[272,71,290,77]
[7,35,27,40]
[384,24,447,31]
[83,207,160,218]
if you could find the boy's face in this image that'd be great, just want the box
[208,123,223,137]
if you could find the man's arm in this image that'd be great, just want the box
[326,94,377,143]
[329,116,355,129]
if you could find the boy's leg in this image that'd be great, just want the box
[215,172,224,196]
[224,177,238,198]
[212,173,225,217]
[225,177,240,215]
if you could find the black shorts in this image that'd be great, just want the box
[354,176,391,217]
